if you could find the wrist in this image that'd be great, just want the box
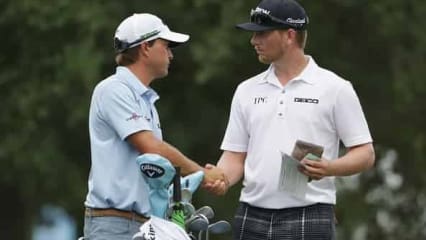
[327,160,338,176]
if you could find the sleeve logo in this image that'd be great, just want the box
[126,113,143,121]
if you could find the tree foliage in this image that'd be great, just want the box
[1,0,425,239]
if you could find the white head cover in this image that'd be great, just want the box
[133,216,191,240]
[114,13,190,52]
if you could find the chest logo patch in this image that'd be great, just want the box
[254,97,268,104]
[294,97,319,104]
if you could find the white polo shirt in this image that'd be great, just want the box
[85,66,162,215]
[221,56,372,209]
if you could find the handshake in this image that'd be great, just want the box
[201,164,229,196]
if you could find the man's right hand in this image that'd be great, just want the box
[202,164,229,195]
[203,164,225,183]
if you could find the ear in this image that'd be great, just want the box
[283,29,297,45]
[139,42,151,57]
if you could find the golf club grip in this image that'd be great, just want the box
[173,167,181,202]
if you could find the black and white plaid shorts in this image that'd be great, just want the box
[232,202,336,240]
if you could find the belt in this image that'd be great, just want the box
[85,208,149,223]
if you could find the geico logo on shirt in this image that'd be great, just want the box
[294,97,319,104]
[140,164,165,178]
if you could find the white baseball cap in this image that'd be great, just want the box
[114,13,190,52]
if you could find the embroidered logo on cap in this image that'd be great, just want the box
[253,7,271,15]
[286,18,307,24]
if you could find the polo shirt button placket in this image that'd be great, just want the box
[278,89,286,119]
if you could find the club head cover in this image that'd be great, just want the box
[136,153,176,218]
[168,170,204,200]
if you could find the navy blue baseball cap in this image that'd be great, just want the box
[236,0,309,31]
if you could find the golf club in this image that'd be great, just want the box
[170,167,185,228]
[186,213,209,232]
[180,188,195,218]
[166,201,196,220]
[194,206,214,220]
[205,220,231,240]
[181,188,193,203]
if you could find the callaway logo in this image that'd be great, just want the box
[286,17,307,24]
[140,163,165,178]
[294,97,319,104]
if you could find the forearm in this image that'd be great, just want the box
[157,141,203,175]
[329,143,375,176]
[217,151,246,187]
[127,131,202,176]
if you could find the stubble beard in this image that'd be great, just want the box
[258,55,272,64]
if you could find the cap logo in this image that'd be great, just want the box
[252,7,270,15]
[114,29,161,52]
[286,18,306,24]
[139,29,161,42]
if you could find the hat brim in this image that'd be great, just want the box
[236,22,280,32]
[159,31,190,47]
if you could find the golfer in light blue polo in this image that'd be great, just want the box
[82,13,226,240]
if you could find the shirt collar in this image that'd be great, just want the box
[116,66,159,103]
[257,55,318,86]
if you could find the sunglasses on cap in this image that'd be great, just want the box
[250,9,307,30]
[114,29,161,52]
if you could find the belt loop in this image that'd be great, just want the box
[244,202,249,213]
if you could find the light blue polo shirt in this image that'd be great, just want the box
[84,66,162,215]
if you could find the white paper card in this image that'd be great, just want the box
[278,152,309,199]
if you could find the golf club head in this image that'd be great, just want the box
[185,213,209,232]
[181,188,193,203]
[208,220,231,234]
[194,206,214,220]
[185,202,196,217]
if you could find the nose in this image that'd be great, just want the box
[250,32,259,46]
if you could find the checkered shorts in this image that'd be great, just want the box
[232,202,336,240]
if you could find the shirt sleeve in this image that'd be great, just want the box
[220,86,249,152]
[334,81,373,147]
[98,82,152,140]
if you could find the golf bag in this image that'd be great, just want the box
[134,153,203,240]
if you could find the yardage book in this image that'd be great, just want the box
[279,140,324,199]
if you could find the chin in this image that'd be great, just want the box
[258,56,272,64]
[157,71,169,79]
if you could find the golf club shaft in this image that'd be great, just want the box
[173,167,181,202]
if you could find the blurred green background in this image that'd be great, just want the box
[1,0,425,239]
